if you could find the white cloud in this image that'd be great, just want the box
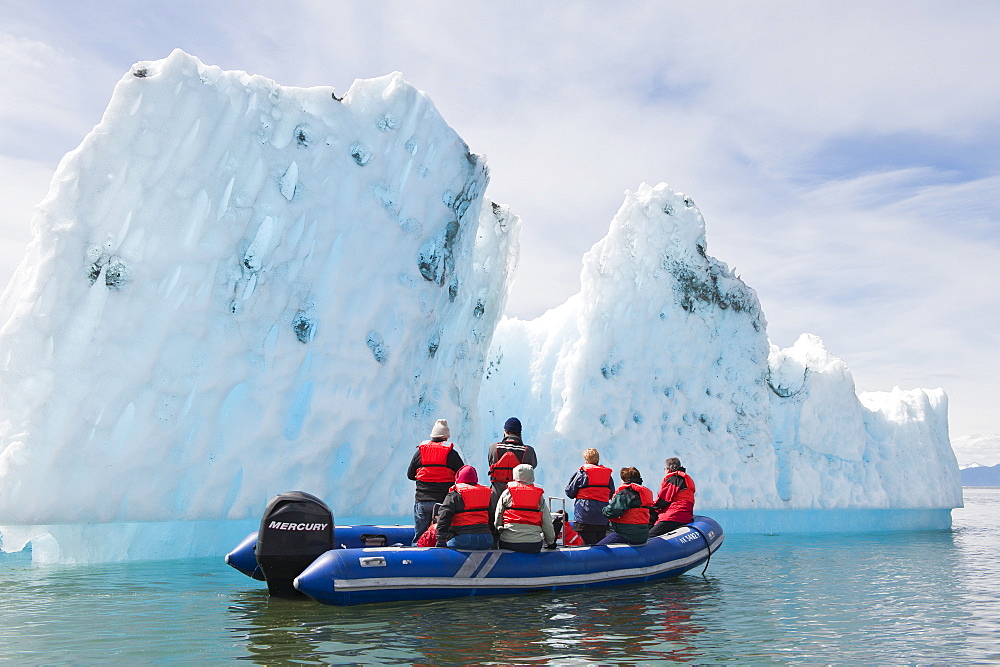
[0,155,50,290]
[952,434,1000,467]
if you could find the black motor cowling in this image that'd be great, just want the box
[255,491,334,597]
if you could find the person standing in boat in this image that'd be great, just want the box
[487,417,537,495]
[407,418,464,545]
[649,457,696,537]
[494,464,556,553]
[598,467,656,545]
[434,465,494,550]
[564,448,616,545]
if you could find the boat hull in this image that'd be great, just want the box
[293,516,723,605]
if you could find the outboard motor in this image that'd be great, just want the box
[255,491,334,597]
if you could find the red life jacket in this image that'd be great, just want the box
[502,482,545,525]
[614,483,655,524]
[416,524,437,547]
[576,464,613,502]
[415,441,456,484]
[489,449,523,484]
[450,483,492,526]
[656,471,696,524]
[561,521,584,546]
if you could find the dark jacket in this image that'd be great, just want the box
[602,486,655,544]
[565,468,615,525]
[407,443,464,502]
[487,434,537,490]
[435,486,493,545]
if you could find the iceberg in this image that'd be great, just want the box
[0,52,961,563]
[481,185,960,514]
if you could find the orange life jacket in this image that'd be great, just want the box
[502,482,545,525]
[576,464,613,502]
[614,483,655,525]
[449,483,492,526]
[415,441,456,484]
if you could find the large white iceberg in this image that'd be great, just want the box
[0,52,960,563]
[482,184,959,515]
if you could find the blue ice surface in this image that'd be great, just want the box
[284,380,314,440]
[0,519,262,561]
[218,382,248,426]
[704,507,954,534]
[0,509,955,563]
[329,509,955,534]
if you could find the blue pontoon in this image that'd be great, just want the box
[293,516,722,605]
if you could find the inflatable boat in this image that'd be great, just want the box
[225,491,724,605]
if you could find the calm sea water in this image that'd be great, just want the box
[1,488,997,664]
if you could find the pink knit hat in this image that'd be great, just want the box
[455,465,479,485]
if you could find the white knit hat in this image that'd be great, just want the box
[513,464,534,483]
[430,419,450,440]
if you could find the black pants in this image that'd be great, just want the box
[649,520,687,537]
[572,522,609,545]
[498,539,542,553]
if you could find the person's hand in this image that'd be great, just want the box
[544,542,558,550]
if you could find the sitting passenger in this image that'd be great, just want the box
[598,467,655,545]
[435,465,494,550]
[650,457,696,537]
[552,509,585,546]
[494,464,556,553]
[564,447,615,545]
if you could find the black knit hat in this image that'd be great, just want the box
[503,417,522,435]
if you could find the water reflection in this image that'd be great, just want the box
[3,490,997,663]
[952,489,1000,661]
[225,575,718,664]
[223,521,997,664]
[226,590,425,663]
[696,529,990,663]
[0,558,241,661]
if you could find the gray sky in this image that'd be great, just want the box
[2,1,998,464]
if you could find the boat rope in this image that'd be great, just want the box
[687,525,713,576]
